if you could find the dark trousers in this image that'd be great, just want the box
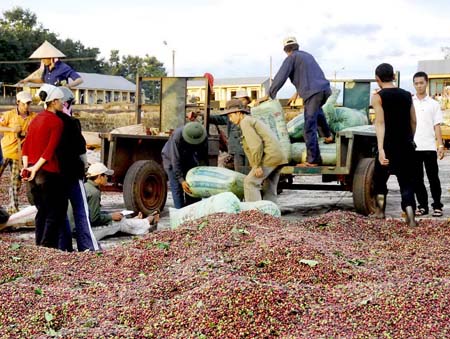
[233,153,250,175]
[414,150,443,210]
[29,170,68,249]
[303,89,332,164]
[59,179,100,252]
[166,167,200,209]
[373,153,416,212]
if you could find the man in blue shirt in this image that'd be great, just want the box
[264,37,332,167]
[161,122,208,209]
[20,40,83,88]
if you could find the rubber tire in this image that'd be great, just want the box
[123,160,167,215]
[352,158,376,216]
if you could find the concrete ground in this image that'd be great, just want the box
[4,151,450,249]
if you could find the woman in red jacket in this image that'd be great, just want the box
[21,84,67,249]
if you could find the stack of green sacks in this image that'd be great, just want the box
[287,89,368,142]
[250,99,291,162]
[169,192,281,229]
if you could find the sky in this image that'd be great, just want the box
[3,0,450,96]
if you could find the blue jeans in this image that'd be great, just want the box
[303,90,332,164]
[165,167,200,209]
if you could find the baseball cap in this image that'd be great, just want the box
[16,91,32,103]
[37,84,64,103]
[86,163,114,177]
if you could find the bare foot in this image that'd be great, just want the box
[147,210,160,225]
[133,212,143,219]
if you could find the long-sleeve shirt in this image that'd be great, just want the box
[22,110,63,173]
[161,127,208,184]
[239,116,288,169]
[84,179,113,226]
[209,114,245,155]
[269,50,330,101]
[56,111,87,180]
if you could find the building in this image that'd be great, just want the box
[417,59,450,96]
[5,72,136,105]
[187,76,271,108]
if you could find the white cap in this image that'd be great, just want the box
[283,36,297,47]
[29,40,66,59]
[16,91,32,103]
[87,163,114,177]
[37,84,64,103]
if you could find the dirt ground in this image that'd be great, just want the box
[4,150,450,249]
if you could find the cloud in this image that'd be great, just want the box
[324,24,382,36]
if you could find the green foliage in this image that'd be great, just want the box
[0,6,166,85]
[104,51,167,82]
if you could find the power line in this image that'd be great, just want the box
[0,57,96,64]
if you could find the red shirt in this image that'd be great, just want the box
[22,110,63,173]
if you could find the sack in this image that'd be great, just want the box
[251,100,291,161]
[215,124,228,153]
[290,142,307,163]
[240,201,281,217]
[287,113,305,141]
[170,192,241,228]
[186,166,245,199]
[301,143,337,165]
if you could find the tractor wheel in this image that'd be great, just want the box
[352,158,376,216]
[123,160,167,215]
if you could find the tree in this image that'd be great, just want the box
[0,7,105,84]
[103,51,167,81]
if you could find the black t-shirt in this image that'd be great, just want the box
[56,111,87,180]
[378,87,414,155]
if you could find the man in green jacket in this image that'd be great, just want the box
[220,99,288,202]
[84,163,159,240]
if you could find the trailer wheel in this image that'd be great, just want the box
[123,160,167,215]
[352,158,376,216]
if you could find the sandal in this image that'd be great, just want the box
[415,208,428,216]
[432,209,443,217]
[296,162,319,168]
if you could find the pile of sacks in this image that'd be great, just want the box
[169,192,280,229]
[285,89,368,165]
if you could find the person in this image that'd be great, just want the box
[261,36,333,167]
[371,63,418,227]
[19,40,83,88]
[221,99,287,202]
[84,163,159,240]
[55,87,100,251]
[207,90,251,174]
[412,71,445,217]
[21,84,67,249]
[161,122,208,209]
[0,91,37,214]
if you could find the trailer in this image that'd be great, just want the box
[100,76,378,216]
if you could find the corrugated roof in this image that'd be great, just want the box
[188,76,270,87]
[418,59,450,75]
[75,73,135,91]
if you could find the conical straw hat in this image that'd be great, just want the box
[29,40,66,59]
